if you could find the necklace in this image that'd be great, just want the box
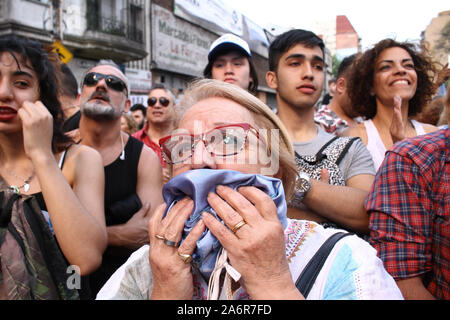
[7,169,35,194]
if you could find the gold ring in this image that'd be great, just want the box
[155,234,165,240]
[231,220,247,234]
[177,252,192,264]
[163,238,180,247]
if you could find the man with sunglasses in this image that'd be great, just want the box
[77,61,164,298]
[132,83,176,183]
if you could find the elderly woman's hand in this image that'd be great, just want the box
[203,185,303,300]
[148,198,205,300]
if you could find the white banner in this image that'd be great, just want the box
[174,0,243,36]
[244,16,270,58]
[125,68,152,93]
[152,5,217,76]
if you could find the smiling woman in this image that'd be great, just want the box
[341,38,439,170]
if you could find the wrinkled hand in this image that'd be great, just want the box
[203,185,302,300]
[18,101,54,161]
[389,95,405,143]
[148,198,205,300]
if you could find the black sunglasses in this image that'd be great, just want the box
[147,97,170,107]
[83,72,128,94]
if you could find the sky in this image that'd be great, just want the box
[222,0,449,50]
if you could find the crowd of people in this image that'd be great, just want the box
[0,27,448,301]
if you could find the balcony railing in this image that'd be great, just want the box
[86,14,143,43]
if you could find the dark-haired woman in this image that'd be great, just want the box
[342,39,438,170]
[0,36,107,296]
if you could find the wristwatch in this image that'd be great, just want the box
[294,172,311,202]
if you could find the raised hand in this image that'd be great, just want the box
[389,95,405,143]
[18,100,54,161]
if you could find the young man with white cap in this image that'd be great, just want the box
[203,33,259,95]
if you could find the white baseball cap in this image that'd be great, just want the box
[208,33,252,62]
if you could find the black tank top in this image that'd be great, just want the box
[104,136,143,226]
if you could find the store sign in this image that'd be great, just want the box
[152,5,216,76]
[174,0,243,36]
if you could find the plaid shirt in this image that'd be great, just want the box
[366,128,449,299]
[314,104,362,134]
[314,104,349,134]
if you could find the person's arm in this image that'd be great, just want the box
[302,174,374,233]
[301,138,375,233]
[107,145,164,249]
[19,101,107,275]
[396,277,436,300]
[367,146,438,300]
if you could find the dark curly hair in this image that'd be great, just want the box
[347,39,437,119]
[0,35,71,152]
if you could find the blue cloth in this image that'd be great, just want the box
[162,169,287,279]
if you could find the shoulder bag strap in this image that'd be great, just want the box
[295,232,352,298]
[335,137,359,166]
[294,136,341,165]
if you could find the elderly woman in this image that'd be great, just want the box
[0,36,107,299]
[341,39,438,171]
[97,79,402,300]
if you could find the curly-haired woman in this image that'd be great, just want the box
[341,39,439,170]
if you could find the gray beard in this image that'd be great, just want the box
[81,102,121,121]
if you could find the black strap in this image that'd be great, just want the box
[335,137,359,166]
[295,136,340,165]
[295,232,352,298]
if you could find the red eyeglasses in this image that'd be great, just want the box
[159,123,264,164]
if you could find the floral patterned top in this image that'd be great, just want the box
[96,219,403,300]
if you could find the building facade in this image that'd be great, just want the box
[0,0,277,108]
[0,0,148,95]
[422,10,450,68]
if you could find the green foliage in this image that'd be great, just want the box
[332,55,341,78]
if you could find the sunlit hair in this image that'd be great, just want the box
[0,35,71,152]
[347,38,438,119]
[176,79,297,200]
[121,113,139,134]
